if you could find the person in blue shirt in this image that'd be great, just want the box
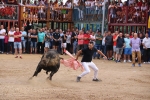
[37,28,45,54]
[21,27,27,53]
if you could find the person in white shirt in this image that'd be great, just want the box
[141,3,147,11]
[66,31,71,53]
[128,0,135,5]
[73,0,79,21]
[0,25,6,54]
[85,0,91,20]
[142,33,150,63]
[8,27,15,54]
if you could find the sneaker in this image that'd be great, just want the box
[1,52,3,54]
[76,76,81,82]
[124,60,126,63]
[118,60,121,62]
[73,53,75,56]
[20,56,22,59]
[115,60,118,63]
[148,62,150,64]
[128,60,131,63]
[92,78,101,82]
[138,64,141,67]
[15,56,18,58]
[132,64,135,67]
[143,62,147,64]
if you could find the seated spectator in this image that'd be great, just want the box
[132,9,141,23]
[141,3,147,12]
[38,0,46,20]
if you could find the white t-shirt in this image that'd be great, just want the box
[8,31,15,42]
[142,37,150,48]
[85,1,91,8]
[0,29,6,39]
[141,6,147,11]
[102,37,105,46]
[66,35,71,43]
[129,0,134,5]
[67,2,72,8]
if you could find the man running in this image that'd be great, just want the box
[75,41,107,82]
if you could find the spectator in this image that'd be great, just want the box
[52,29,60,50]
[58,29,63,53]
[8,27,15,54]
[83,30,91,49]
[114,32,125,62]
[142,33,150,63]
[27,29,32,53]
[37,28,45,54]
[78,0,84,20]
[44,30,50,53]
[0,25,6,54]
[14,28,22,59]
[4,33,9,54]
[72,28,78,55]
[85,0,91,20]
[30,29,37,54]
[105,31,113,60]
[66,30,71,53]
[73,0,79,21]
[21,27,27,53]
[113,31,119,60]
[108,2,117,23]
[93,31,103,59]
[61,32,67,55]
[49,29,54,49]
[130,33,141,67]
[102,32,107,55]
[128,0,135,5]
[77,30,84,51]
[124,34,132,63]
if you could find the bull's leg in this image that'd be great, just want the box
[49,71,56,80]
[32,65,42,77]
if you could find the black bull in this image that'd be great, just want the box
[30,50,63,80]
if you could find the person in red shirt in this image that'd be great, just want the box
[83,31,91,48]
[113,31,119,60]
[14,27,22,59]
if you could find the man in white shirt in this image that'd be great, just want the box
[0,25,6,54]
[85,0,91,20]
[8,27,15,54]
[73,0,79,21]
[142,33,150,63]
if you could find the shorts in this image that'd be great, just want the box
[14,42,22,49]
[45,42,50,48]
[116,48,123,55]
[31,41,37,48]
[62,43,66,48]
[53,40,59,46]
[113,46,116,52]
[106,45,113,51]
[124,48,131,55]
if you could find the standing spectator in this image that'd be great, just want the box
[30,29,37,54]
[102,32,107,55]
[49,29,54,49]
[78,0,84,21]
[4,33,9,54]
[83,31,91,49]
[14,28,22,59]
[124,34,132,63]
[142,33,150,63]
[0,25,6,54]
[139,33,144,56]
[27,29,32,53]
[61,32,67,54]
[114,32,125,62]
[85,0,91,20]
[44,30,50,53]
[130,33,141,67]
[8,27,15,54]
[52,29,60,50]
[59,29,64,54]
[93,31,103,59]
[66,31,72,53]
[72,28,78,55]
[37,28,45,54]
[105,31,113,60]
[77,30,84,50]
[113,31,119,60]
[73,0,79,21]
[21,27,27,53]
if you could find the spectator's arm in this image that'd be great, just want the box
[114,35,119,41]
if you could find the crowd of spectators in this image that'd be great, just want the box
[0,25,150,66]
[108,0,149,23]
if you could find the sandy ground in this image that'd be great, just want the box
[0,54,150,100]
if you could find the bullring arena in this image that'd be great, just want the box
[0,54,150,100]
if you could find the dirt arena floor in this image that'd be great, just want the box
[0,54,150,100]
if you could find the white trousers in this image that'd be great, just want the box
[79,62,98,79]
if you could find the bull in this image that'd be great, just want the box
[30,49,63,80]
